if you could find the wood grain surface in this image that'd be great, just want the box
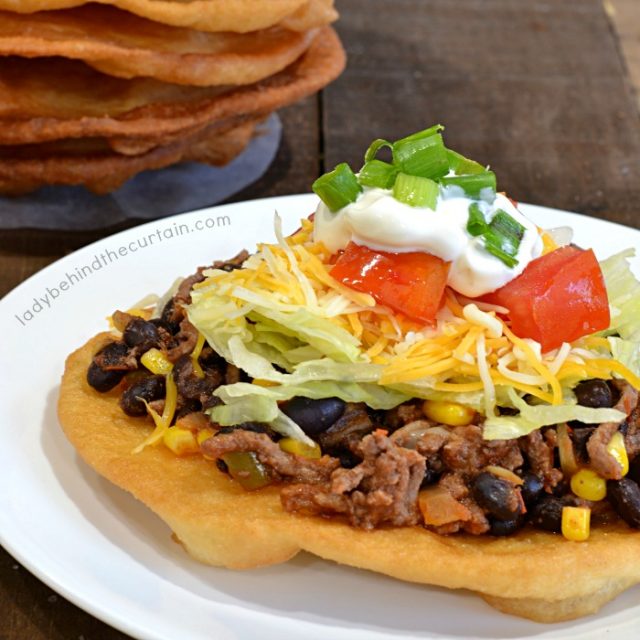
[1,1,639,638]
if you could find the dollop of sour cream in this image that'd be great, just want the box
[313,187,543,297]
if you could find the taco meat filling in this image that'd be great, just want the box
[87,261,640,537]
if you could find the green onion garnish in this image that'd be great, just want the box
[483,238,519,268]
[446,149,486,175]
[467,205,526,267]
[395,124,444,145]
[467,203,488,236]
[393,134,449,180]
[484,209,525,267]
[358,159,398,189]
[489,209,525,250]
[393,172,439,209]
[441,172,496,198]
[364,138,393,163]
[312,163,362,213]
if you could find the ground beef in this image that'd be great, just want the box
[280,431,426,529]
[521,430,563,491]
[441,424,523,475]
[172,355,223,405]
[174,269,207,306]
[432,473,490,535]
[625,407,640,459]
[201,430,340,484]
[588,383,639,479]
[166,318,200,362]
[384,401,425,431]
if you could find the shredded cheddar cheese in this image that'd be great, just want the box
[190,220,640,417]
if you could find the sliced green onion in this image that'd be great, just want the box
[358,159,398,189]
[441,172,496,198]
[446,149,486,175]
[364,138,393,163]
[490,209,525,247]
[467,203,488,236]
[394,124,444,145]
[483,239,519,268]
[393,134,449,180]
[392,172,439,209]
[312,163,362,212]
[482,209,526,267]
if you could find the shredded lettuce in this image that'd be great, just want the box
[207,396,316,447]
[483,388,626,440]
[600,249,640,340]
[609,336,640,378]
[215,379,409,409]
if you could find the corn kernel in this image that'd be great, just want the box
[140,348,173,375]
[606,431,629,476]
[561,506,591,542]
[279,437,321,459]
[163,427,199,456]
[540,230,558,255]
[423,400,475,427]
[197,428,215,446]
[570,469,607,501]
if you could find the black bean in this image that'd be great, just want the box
[571,426,595,460]
[95,341,131,369]
[628,457,640,485]
[86,361,125,392]
[489,515,524,536]
[521,472,544,506]
[281,396,346,437]
[608,478,640,528]
[529,496,563,532]
[120,375,166,416]
[123,318,160,352]
[160,299,181,334]
[149,318,174,334]
[472,472,522,521]
[574,379,614,408]
[420,467,440,488]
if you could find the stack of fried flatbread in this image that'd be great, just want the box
[0,0,345,194]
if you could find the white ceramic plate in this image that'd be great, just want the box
[1,194,639,640]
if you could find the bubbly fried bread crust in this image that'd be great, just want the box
[0,117,260,195]
[0,27,344,146]
[0,0,334,34]
[0,6,319,86]
[58,334,640,622]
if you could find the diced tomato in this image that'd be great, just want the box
[482,246,610,351]
[330,242,450,323]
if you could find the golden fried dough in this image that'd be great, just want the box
[0,118,259,194]
[0,0,326,34]
[0,6,319,86]
[58,335,640,624]
[0,27,345,146]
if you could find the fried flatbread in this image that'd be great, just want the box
[0,6,320,86]
[58,333,640,623]
[0,118,259,194]
[0,0,335,34]
[0,27,345,147]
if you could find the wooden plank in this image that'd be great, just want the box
[606,0,640,109]
[325,0,640,228]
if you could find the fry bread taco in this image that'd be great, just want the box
[59,126,640,623]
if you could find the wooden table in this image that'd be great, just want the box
[1,1,639,637]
